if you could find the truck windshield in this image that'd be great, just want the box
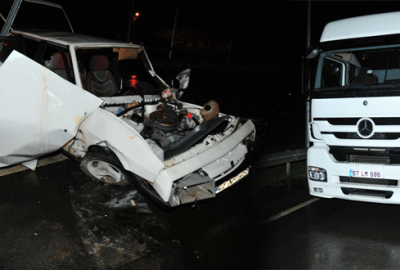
[316,48,400,93]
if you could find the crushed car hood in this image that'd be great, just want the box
[0,51,102,167]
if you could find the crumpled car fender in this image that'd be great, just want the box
[78,108,165,182]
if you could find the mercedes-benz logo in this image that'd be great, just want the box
[357,118,374,139]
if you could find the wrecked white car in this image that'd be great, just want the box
[0,1,256,209]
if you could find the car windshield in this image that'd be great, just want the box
[76,47,168,97]
[316,47,400,92]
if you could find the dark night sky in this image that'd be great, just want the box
[52,1,400,52]
[1,1,400,54]
[1,0,306,50]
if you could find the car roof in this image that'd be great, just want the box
[10,29,143,49]
[25,0,63,9]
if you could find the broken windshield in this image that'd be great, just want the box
[316,47,400,93]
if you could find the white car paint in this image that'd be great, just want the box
[153,120,254,201]
[0,51,254,203]
[77,108,165,182]
[0,51,102,168]
[0,29,255,207]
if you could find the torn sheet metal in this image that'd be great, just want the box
[153,120,255,202]
[169,174,216,207]
[77,108,165,182]
[22,159,38,170]
[0,51,102,167]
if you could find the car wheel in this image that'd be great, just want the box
[80,148,131,186]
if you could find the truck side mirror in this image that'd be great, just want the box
[302,49,320,96]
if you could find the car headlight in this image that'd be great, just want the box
[308,166,327,182]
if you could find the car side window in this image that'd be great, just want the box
[24,38,40,60]
[40,45,74,83]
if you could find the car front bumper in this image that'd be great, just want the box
[153,119,256,203]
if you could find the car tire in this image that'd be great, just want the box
[80,147,132,186]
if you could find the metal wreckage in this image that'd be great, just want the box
[0,0,258,209]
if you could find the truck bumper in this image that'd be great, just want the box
[308,143,400,204]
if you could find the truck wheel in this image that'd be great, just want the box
[80,148,131,186]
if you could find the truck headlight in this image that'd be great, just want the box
[308,166,327,182]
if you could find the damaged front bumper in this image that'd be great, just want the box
[151,119,257,207]
[169,139,259,207]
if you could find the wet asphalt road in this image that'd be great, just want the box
[2,156,400,269]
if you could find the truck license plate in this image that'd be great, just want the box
[350,169,383,178]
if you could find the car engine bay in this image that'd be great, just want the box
[101,95,232,161]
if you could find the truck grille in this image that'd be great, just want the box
[329,146,400,164]
[348,155,390,164]
[328,132,400,140]
[314,117,400,125]
[341,187,393,199]
[340,176,397,187]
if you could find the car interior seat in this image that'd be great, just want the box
[48,52,72,81]
[86,55,118,97]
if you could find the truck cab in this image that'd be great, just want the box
[307,12,400,203]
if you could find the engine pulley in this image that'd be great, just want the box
[149,110,179,131]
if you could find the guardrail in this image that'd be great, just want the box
[254,148,307,176]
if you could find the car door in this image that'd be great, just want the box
[0,50,102,168]
[36,42,75,84]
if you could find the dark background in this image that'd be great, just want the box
[2,1,400,69]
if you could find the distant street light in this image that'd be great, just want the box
[130,11,140,43]
[126,1,140,43]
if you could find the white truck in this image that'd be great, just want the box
[306,11,400,203]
